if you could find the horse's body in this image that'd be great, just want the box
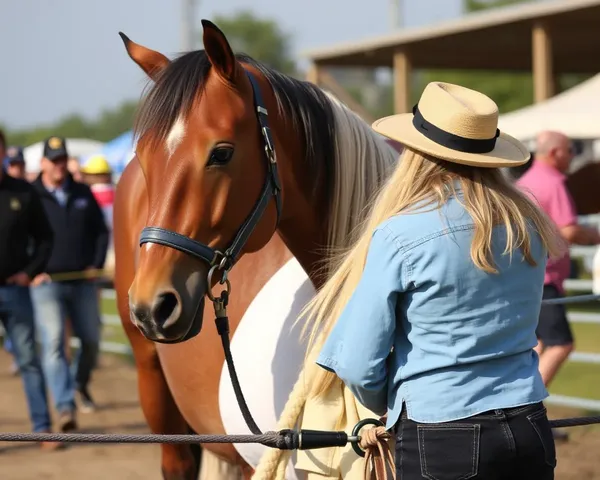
[114,20,399,479]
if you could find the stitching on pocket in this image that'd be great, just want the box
[417,424,480,480]
[527,409,557,468]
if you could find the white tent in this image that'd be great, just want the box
[24,138,105,174]
[498,73,600,141]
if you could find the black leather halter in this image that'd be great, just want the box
[139,70,283,276]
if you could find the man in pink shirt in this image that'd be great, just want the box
[517,131,600,391]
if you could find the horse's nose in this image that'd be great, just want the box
[130,290,182,330]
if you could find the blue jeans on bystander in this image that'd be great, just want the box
[0,286,51,432]
[30,280,101,414]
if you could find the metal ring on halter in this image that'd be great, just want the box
[206,264,232,302]
[350,418,385,458]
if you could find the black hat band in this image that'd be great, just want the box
[412,104,500,154]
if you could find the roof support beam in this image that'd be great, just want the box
[306,63,321,85]
[532,20,555,102]
[393,49,412,113]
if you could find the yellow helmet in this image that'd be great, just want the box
[81,154,112,175]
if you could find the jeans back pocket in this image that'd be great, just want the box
[527,408,557,468]
[417,423,480,480]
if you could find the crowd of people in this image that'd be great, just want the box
[0,130,112,450]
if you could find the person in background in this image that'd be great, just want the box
[79,154,115,369]
[516,130,600,440]
[0,129,62,449]
[4,146,27,180]
[2,146,28,374]
[30,136,109,421]
[67,157,82,183]
[80,154,114,240]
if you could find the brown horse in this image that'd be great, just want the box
[114,19,398,479]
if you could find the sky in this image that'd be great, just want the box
[0,0,463,130]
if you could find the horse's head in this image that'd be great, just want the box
[122,20,282,343]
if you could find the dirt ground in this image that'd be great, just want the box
[0,351,599,479]
[0,351,161,479]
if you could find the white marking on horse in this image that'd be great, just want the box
[165,116,186,157]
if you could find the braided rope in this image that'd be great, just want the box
[252,366,312,479]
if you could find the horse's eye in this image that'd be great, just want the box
[207,146,234,167]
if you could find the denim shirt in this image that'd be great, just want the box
[316,193,548,429]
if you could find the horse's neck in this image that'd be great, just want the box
[274,155,330,287]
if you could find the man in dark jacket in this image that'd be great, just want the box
[30,136,109,424]
[0,129,62,449]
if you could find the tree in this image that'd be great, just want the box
[465,0,535,12]
[6,100,138,148]
[211,10,297,76]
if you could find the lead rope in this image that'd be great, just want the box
[213,289,263,435]
[360,427,396,480]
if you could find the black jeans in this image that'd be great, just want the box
[395,402,556,479]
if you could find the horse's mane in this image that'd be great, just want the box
[134,49,398,257]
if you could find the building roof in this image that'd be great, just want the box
[301,0,600,72]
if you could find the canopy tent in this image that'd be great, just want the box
[99,130,135,175]
[24,138,105,174]
[498,73,600,141]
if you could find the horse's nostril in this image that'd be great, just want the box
[152,291,180,328]
[131,303,152,324]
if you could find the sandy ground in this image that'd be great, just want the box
[0,351,161,480]
[0,350,598,479]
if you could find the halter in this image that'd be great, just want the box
[139,70,283,281]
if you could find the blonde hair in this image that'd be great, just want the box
[301,148,566,398]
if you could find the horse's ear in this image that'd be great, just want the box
[201,19,237,82]
[119,32,170,81]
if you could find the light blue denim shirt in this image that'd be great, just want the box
[316,192,548,429]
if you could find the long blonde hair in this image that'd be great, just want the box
[301,148,566,398]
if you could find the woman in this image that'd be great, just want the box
[304,82,565,479]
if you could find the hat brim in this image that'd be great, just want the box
[45,151,68,161]
[372,114,529,168]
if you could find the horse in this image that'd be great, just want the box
[114,19,399,479]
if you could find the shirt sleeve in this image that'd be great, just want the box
[315,226,406,415]
[547,181,577,229]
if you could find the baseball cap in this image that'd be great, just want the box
[43,136,68,161]
[3,146,25,169]
[6,146,25,163]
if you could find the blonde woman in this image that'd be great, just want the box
[305,83,564,479]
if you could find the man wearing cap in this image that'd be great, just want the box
[4,146,27,180]
[30,136,109,421]
[0,129,63,449]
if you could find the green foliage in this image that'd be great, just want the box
[212,10,297,76]
[465,0,535,12]
[6,101,138,148]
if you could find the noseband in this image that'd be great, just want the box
[139,70,283,281]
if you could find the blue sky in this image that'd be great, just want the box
[0,0,463,130]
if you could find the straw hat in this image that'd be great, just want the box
[372,82,529,168]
